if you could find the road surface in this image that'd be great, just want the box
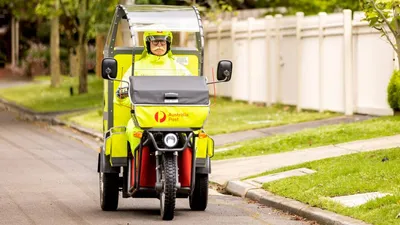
[0,107,316,225]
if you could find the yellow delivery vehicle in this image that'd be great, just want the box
[98,4,233,220]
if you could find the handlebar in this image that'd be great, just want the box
[116,87,129,99]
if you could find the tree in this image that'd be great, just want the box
[91,0,120,78]
[36,0,62,87]
[77,0,90,94]
[37,0,123,93]
[2,0,61,85]
[0,1,38,20]
[0,1,39,72]
[360,0,400,68]
[52,0,118,94]
[50,0,61,87]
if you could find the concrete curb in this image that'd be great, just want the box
[225,180,371,225]
[0,98,54,121]
[0,98,103,141]
[52,117,104,140]
[0,98,96,117]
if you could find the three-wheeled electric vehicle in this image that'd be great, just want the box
[98,4,233,220]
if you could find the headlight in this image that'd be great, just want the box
[164,133,178,148]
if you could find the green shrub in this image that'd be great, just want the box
[387,70,400,111]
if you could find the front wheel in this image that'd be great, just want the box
[189,174,209,211]
[99,172,119,211]
[160,153,177,220]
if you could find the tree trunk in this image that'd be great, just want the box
[11,16,19,68]
[96,34,105,78]
[50,0,61,88]
[78,43,88,94]
[69,48,79,77]
[393,6,400,70]
[397,38,400,70]
[78,0,88,94]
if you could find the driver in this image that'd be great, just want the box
[116,30,191,99]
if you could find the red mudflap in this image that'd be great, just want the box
[131,147,192,189]
[139,146,157,188]
[178,148,193,187]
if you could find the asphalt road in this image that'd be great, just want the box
[0,108,316,225]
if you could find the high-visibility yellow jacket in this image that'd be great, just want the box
[122,53,191,81]
[116,52,192,107]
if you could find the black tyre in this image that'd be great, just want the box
[189,174,209,211]
[160,153,177,220]
[99,172,119,211]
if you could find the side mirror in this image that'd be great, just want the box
[217,60,232,82]
[101,58,118,80]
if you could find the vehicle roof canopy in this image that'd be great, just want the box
[120,5,201,33]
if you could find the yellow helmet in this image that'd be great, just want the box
[143,30,173,55]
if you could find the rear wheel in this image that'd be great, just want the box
[160,153,177,220]
[99,172,119,211]
[189,174,209,211]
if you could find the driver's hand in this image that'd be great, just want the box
[116,87,129,99]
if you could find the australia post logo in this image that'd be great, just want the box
[154,111,189,123]
[154,111,167,123]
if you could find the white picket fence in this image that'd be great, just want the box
[203,10,398,116]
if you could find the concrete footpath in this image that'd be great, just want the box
[212,114,372,147]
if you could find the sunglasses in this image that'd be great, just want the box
[150,40,167,45]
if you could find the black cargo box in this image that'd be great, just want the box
[129,76,210,105]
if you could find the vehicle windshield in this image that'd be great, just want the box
[129,25,201,76]
[124,5,200,32]
[130,38,200,76]
[110,5,203,78]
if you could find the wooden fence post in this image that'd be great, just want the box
[248,17,254,104]
[296,12,304,112]
[265,15,274,106]
[231,17,237,101]
[275,14,282,103]
[217,18,222,63]
[343,9,354,115]
[319,12,327,112]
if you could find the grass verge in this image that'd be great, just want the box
[204,99,337,135]
[249,148,400,225]
[58,109,103,132]
[213,115,400,160]
[0,75,103,112]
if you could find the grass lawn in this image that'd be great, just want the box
[250,148,400,225]
[0,75,103,112]
[59,97,337,135]
[204,98,337,135]
[58,109,103,132]
[213,115,400,160]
